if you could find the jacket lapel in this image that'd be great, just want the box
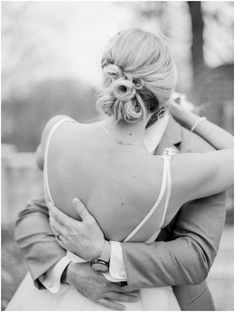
[154,116,183,155]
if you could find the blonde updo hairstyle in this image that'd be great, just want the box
[97,28,177,124]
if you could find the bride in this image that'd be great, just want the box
[7,28,233,311]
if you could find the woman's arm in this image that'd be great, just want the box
[168,98,234,149]
[171,149,233,205]
[167,99,233,204]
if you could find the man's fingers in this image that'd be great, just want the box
[97,299,125,311]
[50,205,74,226]
[49,214,57,236]
[55,236,67,249]
[50,214,66,236]
[107,284,138,294]
[72,198,93,222]
[120,290,140,297]
[105,292,140,303]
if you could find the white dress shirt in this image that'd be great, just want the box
[40,114,170,293]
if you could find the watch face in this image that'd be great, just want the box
[91,262,109,273]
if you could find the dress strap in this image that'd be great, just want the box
[43,117,75,206]
[123,155,170,243]
[145,155,172,244]
[159,154,172,228]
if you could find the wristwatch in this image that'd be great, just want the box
[90,240,111,273]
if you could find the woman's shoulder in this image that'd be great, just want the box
[42,115,75,142]
[42,115,84,145]
[36,115,77,170]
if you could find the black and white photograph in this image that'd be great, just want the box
[2,1,234,311]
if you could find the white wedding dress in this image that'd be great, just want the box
[7,118,180,311]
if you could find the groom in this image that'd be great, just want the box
[15,112,226,310]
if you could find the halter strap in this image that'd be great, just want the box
[145,155,172,244]
[123,154,171,242]
[43,118,172,244]
[43,117,75,207]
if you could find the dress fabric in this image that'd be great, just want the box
[7,118,180,311]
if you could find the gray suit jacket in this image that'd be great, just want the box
[15,116,226,310]
[121,116,226,310]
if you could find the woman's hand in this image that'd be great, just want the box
[167,93,192,121]
[167,92,199,130]
[49,198,105,261]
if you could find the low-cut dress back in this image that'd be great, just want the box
[7,117,180,311]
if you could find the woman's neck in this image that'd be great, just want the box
[101,116,149,146]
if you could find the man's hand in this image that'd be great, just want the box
[64,262,140,310]
[49,198,105,260]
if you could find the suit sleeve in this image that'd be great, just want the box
[15,197,66,289]
[122,191,226,289]
[121,128,227,290]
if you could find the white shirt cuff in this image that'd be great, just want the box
[40,242,127,291]
[39,256,72,294]
[103,241,127,282]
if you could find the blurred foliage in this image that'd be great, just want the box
[129,1,234,138]
[2,2,69,99]
[1,227,27,310]
[199,64,234,133]
[131,1,234,66]
[2,79,98,152]
[2,1,234,151]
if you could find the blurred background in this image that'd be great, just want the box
[1,1,234,310]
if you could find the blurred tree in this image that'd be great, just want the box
[202,1,234,66]
[129,1,233,101]
[188,2,204,91]
[2,2,38,98]
[2,2,101,152]
[2,79,98,152]
[2,2,67,99]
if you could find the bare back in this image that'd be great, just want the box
[43,117,172,242]
[42,115,233,243]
